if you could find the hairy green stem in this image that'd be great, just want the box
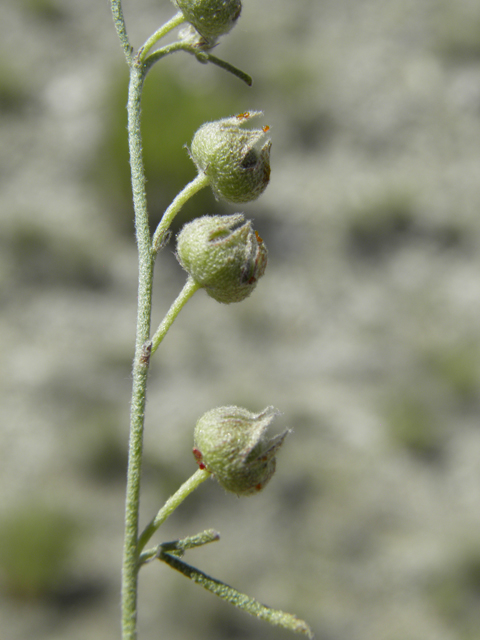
[121,63,204,639]
[139,529,220,566]
[158,552,314,638]
[151,276,201,356]
[144,40,193,72]
[137,11,186,63]
[152,174,209,253]
[122,62,153,640]
[195,51,253,86]
[110,0,133,65]
[144,42,253,86]
[138,468,211,553]
[115,15,205,640]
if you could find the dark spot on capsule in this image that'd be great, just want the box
[262,163,271,185]
[241,148,258,169]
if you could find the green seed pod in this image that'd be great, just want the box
[190,112,271,204]
[173,0,241,43]
[193,406,289,496]
[176,214,267,304]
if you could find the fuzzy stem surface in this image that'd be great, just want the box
[110,0,133,65]
[122,62,154,640]
[143,42,253,86]
[137,11,186,63]
[152,173,209,253]
[151,276,201,355]
[138,468,211,553]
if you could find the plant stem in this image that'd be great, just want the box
[122,62,153,640]
[158,552,314,638]
[143,42,253,86]
[110,0,133,65]
[152,173,209,253]
[139,529,220,566]
[151,276,201,356]
[138,468,211,554]
[194,51,254,86]
[137,11,186,63]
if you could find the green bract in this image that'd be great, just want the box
[176,214,267,304]
[193,406,289,496]
[173,0,242,43]
[190,112,271,204]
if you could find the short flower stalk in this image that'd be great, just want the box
[110,1,312,639]
[150,276,200,355]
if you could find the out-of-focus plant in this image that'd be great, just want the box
[0,505,78,598]
[109,1,312,638]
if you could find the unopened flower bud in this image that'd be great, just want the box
[176,214,267,304]
[173,0,241,44]
[193,406,288,496]
[190,112,271,204]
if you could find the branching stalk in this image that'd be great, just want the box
[139,529,220,566]
[152,173,209,253]
[138,468,211,553]
[137,11,186,63]
[144,42,253,86]
[110,3,311,640]
[150,276,201,355]
[158,552,314,638]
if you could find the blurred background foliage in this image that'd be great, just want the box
[2,0,480,639]
[0,504,79,599]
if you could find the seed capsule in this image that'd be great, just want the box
[176,214,267,304]
[193,405,289,496]
[189,112,271,204]
[173,0,242,44]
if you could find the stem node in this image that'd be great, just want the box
[139,341,153,366]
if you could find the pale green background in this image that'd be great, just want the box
[1,0,480,639]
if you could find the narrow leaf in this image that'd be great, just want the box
[159,529,220,557]
[195,51,253,86]
[158,551,313,638]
